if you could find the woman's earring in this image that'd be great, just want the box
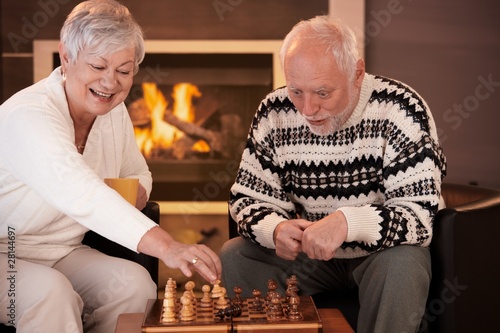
[62,71,67,81]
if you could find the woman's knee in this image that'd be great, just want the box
[21,266,83,310]
[14,267,83,331]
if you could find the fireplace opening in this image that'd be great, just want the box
[128,53,272,161]
[127,53,273,197]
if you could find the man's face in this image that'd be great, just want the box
[284,41,363,136]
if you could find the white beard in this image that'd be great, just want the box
[304,86,358,136]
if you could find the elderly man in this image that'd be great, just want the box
[220,15,446,333]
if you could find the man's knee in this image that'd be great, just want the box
[219,237,243,262]
[356,245,431,287]
[220,237,262,266]
[378,245,431,275]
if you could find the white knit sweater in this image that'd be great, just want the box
[229,73,447,258]
[0,67,157,266]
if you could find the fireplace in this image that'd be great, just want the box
[34,40,284,201]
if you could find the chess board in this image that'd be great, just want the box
[141,296,323,333]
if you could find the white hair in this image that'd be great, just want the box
[60,0,145,74]
[280,15,359,79]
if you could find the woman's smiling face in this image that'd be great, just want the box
[60,44,135,119]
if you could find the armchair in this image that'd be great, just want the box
[228,183,500,332]
[426,183,500,332]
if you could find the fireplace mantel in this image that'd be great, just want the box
[33,39,285,88]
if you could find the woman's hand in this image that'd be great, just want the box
[137,226,222,283]
[160,241,222,284]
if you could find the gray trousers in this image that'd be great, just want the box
[220,237,431,333]
[0,247,156,333]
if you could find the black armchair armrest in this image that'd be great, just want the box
[428,184,500,333]
[82,201,160,284]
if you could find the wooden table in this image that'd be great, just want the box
[115,308,354,333]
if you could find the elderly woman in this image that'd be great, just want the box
[0,1,221,332]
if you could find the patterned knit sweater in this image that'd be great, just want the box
[229,73,447,259]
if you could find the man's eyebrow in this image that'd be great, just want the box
[314,86,332,92]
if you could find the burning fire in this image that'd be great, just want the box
[129,82,208,158]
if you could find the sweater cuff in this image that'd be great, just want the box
[337,206,382,243]
[251,213,288,250]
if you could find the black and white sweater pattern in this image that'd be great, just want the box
[229,73,447,259]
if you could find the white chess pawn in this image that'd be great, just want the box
[211,279,223,299]
[200,284,213,308]
[215,287,228,310]
[161,291,177,323]
[179,295,196,321]
[185,280,196,305]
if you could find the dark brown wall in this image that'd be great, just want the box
[365,0,500,189]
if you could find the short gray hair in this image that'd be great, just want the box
[60,0,145,74]
[280,15,359,79]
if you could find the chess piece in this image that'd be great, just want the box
[179,295,196,321]
[165,278,177,297]
[232,286,243,307]
[266,278,280,307]
[215,287,229,310]
[211,279,223,299]
[200,284,213,308]
[287,294,303,321]
[267,294,284,321]
[286,275,299,299]
[184,280,196,306]
[161,291,177,323]
[185,281,196,298]
[267,279,279,297]
[215,304,243,320]
[250,289,264,312]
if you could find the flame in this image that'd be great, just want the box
[172,83,201,124]
[131,82,206,158]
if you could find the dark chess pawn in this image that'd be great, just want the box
[250,289,264,312]
[286,275,299,297]
[287,294,303,321]
[266,279,279,299]
[232,286,243,307]
[267,294,284,321]
[285,285,294,304]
